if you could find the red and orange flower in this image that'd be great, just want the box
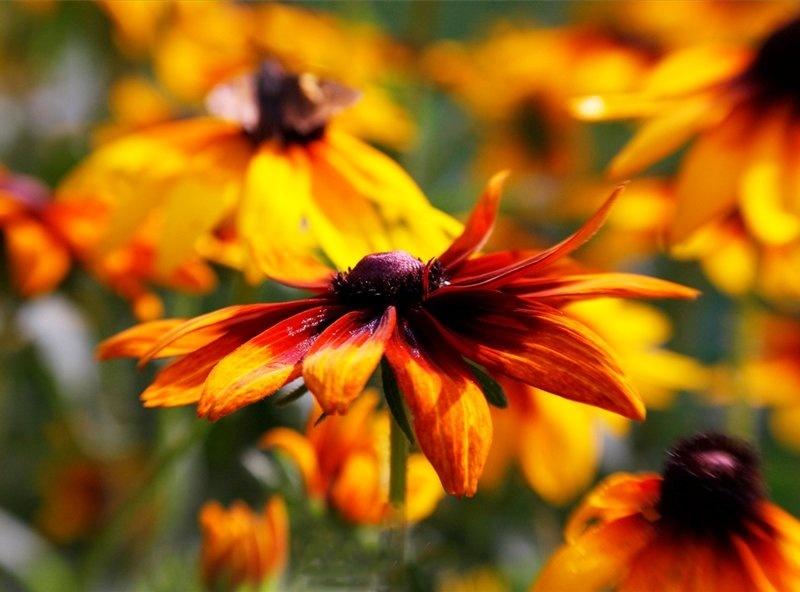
[534,433,800,591]
[199,497,288,590]
[97,174,696,496]
[261,389,443,524]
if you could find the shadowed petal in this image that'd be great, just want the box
[259,428,324,497]
[198,305,340,420]
[303,307,396,414]
[384,319,491,497]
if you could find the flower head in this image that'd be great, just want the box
[98,174,696,496]
[59,60,457,287]
[534,433,800,591]
[199,497,288,590]
[261,389,443,524]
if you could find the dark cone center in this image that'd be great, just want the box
[331,251,445,309]
[738,17,800,106]
[657,433,765,537]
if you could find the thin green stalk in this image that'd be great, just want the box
[389,412,409,512]
[384,411,409,587]
[726,297,759,440]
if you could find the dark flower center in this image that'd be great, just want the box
[331,251,445,309]
[206,60,360,145]
[658,433,765,537]
[738,17,800,106]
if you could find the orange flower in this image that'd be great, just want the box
[59,60,457,286]
[98,175,696,496]
[534,433,800,591]
[0,168,72,297]
[573,16,800,249]
[199,497,288,590]
[261,390,443,524]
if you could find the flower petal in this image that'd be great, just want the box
[3,217,70,297]
[198,305,339,420]
[330,452,386,524]
[438,171,509,269]
[384,318,492,497]
[427,292,645,420]
[303,307,396,414]
[259,428,323,497]
[97,319,195,360]
[507,272,699,302]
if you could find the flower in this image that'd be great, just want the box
[98,174,697,496]
[534,433,800,591]
[59,60,458,286]
[423,25,656,177]
[573,16,800,249]
[0,168,71,297]
[261,389,443,524]
[483,298,708,505]
[199,497,288,590]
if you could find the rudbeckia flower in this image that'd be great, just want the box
[59,60,457,285]
[261,389,443,524]
[483,298,708,505]
[573,16,800,249]
[199,497,288,590]
[98,174,696,496]
[423,25,655,177]
[534,433,800,591]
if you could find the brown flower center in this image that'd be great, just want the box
[739,17,800,106]
[658,433,765,537]
[331,251,445,309]
[206,60,361,145]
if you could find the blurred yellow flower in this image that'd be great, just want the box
[423,24,655,177]
[261,390,444,524]
[439,567,509,592]
[573,15,800,266]
[483,297,708,504]
[199,497,288,590]
[58,61,459,288]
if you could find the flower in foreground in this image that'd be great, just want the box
[199,497,288,590]
[59,59,456,284]
[534,433,800,591]
[97,173,696,496]
[573,16,800,249]
[261,389,443,524]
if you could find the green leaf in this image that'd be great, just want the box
[468,362,508,408]
[380,358,415,444]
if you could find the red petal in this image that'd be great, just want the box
[198,305,340,421]
[303,307,396,414]
[507,272,700,302]
[438,171,509,270]
[384,318,492,497]
[425,291,645,420]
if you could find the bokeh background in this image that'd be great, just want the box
[1,1,799,591]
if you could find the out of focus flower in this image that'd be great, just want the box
[98,175,696,496]
[261,390,443,524]
[199,497,288,590]
[59,60,457,285]
[438,567,509,592]
[574,16,800,253]
[742,313,800,451]
[423,25,656,177]
[534,433,800,591]
[484,298,708,504]
[0,168,71,297]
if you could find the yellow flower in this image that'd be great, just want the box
[58,61,459,289]
[423,24,655,177]
[483,298,708,505]
[261,390,443,524]
[534,434,800,591]
[574,16,800,258]
[199,497,288,590]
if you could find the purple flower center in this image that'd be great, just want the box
[331,251,445,309]
[658,433,765,537]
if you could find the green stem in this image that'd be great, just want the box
[385,411,409,586]
[389,412,408,512]
[726,297,759,440]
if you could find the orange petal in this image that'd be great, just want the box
[303,307,396,414]
[438,171,509,269]
[4,217,70,297]
[509,272,699,302]
[259,428,323,497]
[384,320,492,497]
[405,454,445,522]
[198,306,339,420]
[427,295,645,420]
[330,452,386,524]
[97,319,199,360]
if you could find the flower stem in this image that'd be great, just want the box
[384,409,409,585]
[389,410,408,513]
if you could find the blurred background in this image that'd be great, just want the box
[1,1,799,591]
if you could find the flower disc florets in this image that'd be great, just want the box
[331,251,446,310]
[658,433,765,537]
[738,17,800,107]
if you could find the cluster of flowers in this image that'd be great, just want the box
[4,1,800,589]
